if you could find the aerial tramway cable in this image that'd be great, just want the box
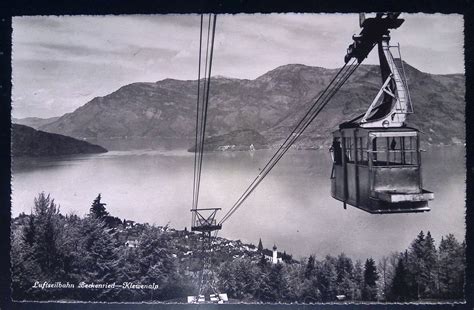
[192,14,217,214]
[218,55,365,225]
[189,13,220,301]
[196,14,216,210]
[191,14,204,226]
[188,13,375,301]
[193,15,208,213]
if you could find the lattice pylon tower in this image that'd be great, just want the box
[190,208,222,300]
[197,231,218,297]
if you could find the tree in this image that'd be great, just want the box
[75,216,118,287]
[89,194,109,219]
[257,238,263,252]
[288,261,318,303]
[266,263,290,302]
[438,234,465,299]
[362,258,379,301]
[386,252,401,291]
[32,193,62,277]
[56,213,83,285]
[219,259,255,300]
[12,194,91,300]
[335,253,355,300]
[422,231,438,298]
[218,260,238,298]
[22,214,36,246]
[407,230,426,300]
[389,256,410,301]
[352,260,364,301]
[234,259,259,301]
[377,256,389,300]
[315,255,338,301]
[258,253,269,271]
[12,217,42,300]
[305,255,316,279]
[254,268,272,302]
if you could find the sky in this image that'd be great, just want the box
[12,13,464,119]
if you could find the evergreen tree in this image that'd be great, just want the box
[459,240,466,298]
[386,252,401,293]
[22,214,36,246]
[11,221,42,300]
[362,258,379,301]
[32,193,62,277]
[257,238,263,252]
[89,194,109,219]
[254,268,272,302]
[218,256,246,300]
[315,255,338,301]
[407,230,426,300]
[258,253,269,271]
[73,215,120,301]
[11,193,67,300]
[300,278,321,303]
[352,260,364,301]
[423,231,438,298]
[377,256,389,300]
[438,234,465,299]
[282,251,293,263]
[389,256,410,301]
[234,259,258,300]
[266,263,289,302]
[137,227,180,300]
[305,255,316,279]
[335,253,355,299]
[56,213,83,284]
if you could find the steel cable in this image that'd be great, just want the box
[219,59,360,225]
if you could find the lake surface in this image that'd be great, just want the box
[12,146,466,261]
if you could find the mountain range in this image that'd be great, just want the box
[18,63,464,150]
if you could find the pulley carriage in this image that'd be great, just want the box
[190,208,222,233]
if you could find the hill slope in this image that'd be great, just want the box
[12,116,60,129]
[39,63,465,148]
[12,124,108,157]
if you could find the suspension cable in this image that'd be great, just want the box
[190,13,218,300]
[192,14,217,215]
[195,14,216,211]
[192,15,204,226]
[219,58,361,225]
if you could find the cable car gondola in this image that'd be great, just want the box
[330,13,434,213]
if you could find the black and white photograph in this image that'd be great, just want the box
[9,12,466,304]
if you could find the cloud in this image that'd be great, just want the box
[12,13,463,118]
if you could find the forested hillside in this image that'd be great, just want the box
[11,193,465,303]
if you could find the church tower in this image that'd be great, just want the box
[272,244,278,264]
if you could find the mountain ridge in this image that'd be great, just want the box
[13,116,60,129]
[38,63,465,149]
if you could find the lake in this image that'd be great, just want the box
[11,146,466,261]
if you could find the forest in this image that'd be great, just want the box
[11,193,465,303]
